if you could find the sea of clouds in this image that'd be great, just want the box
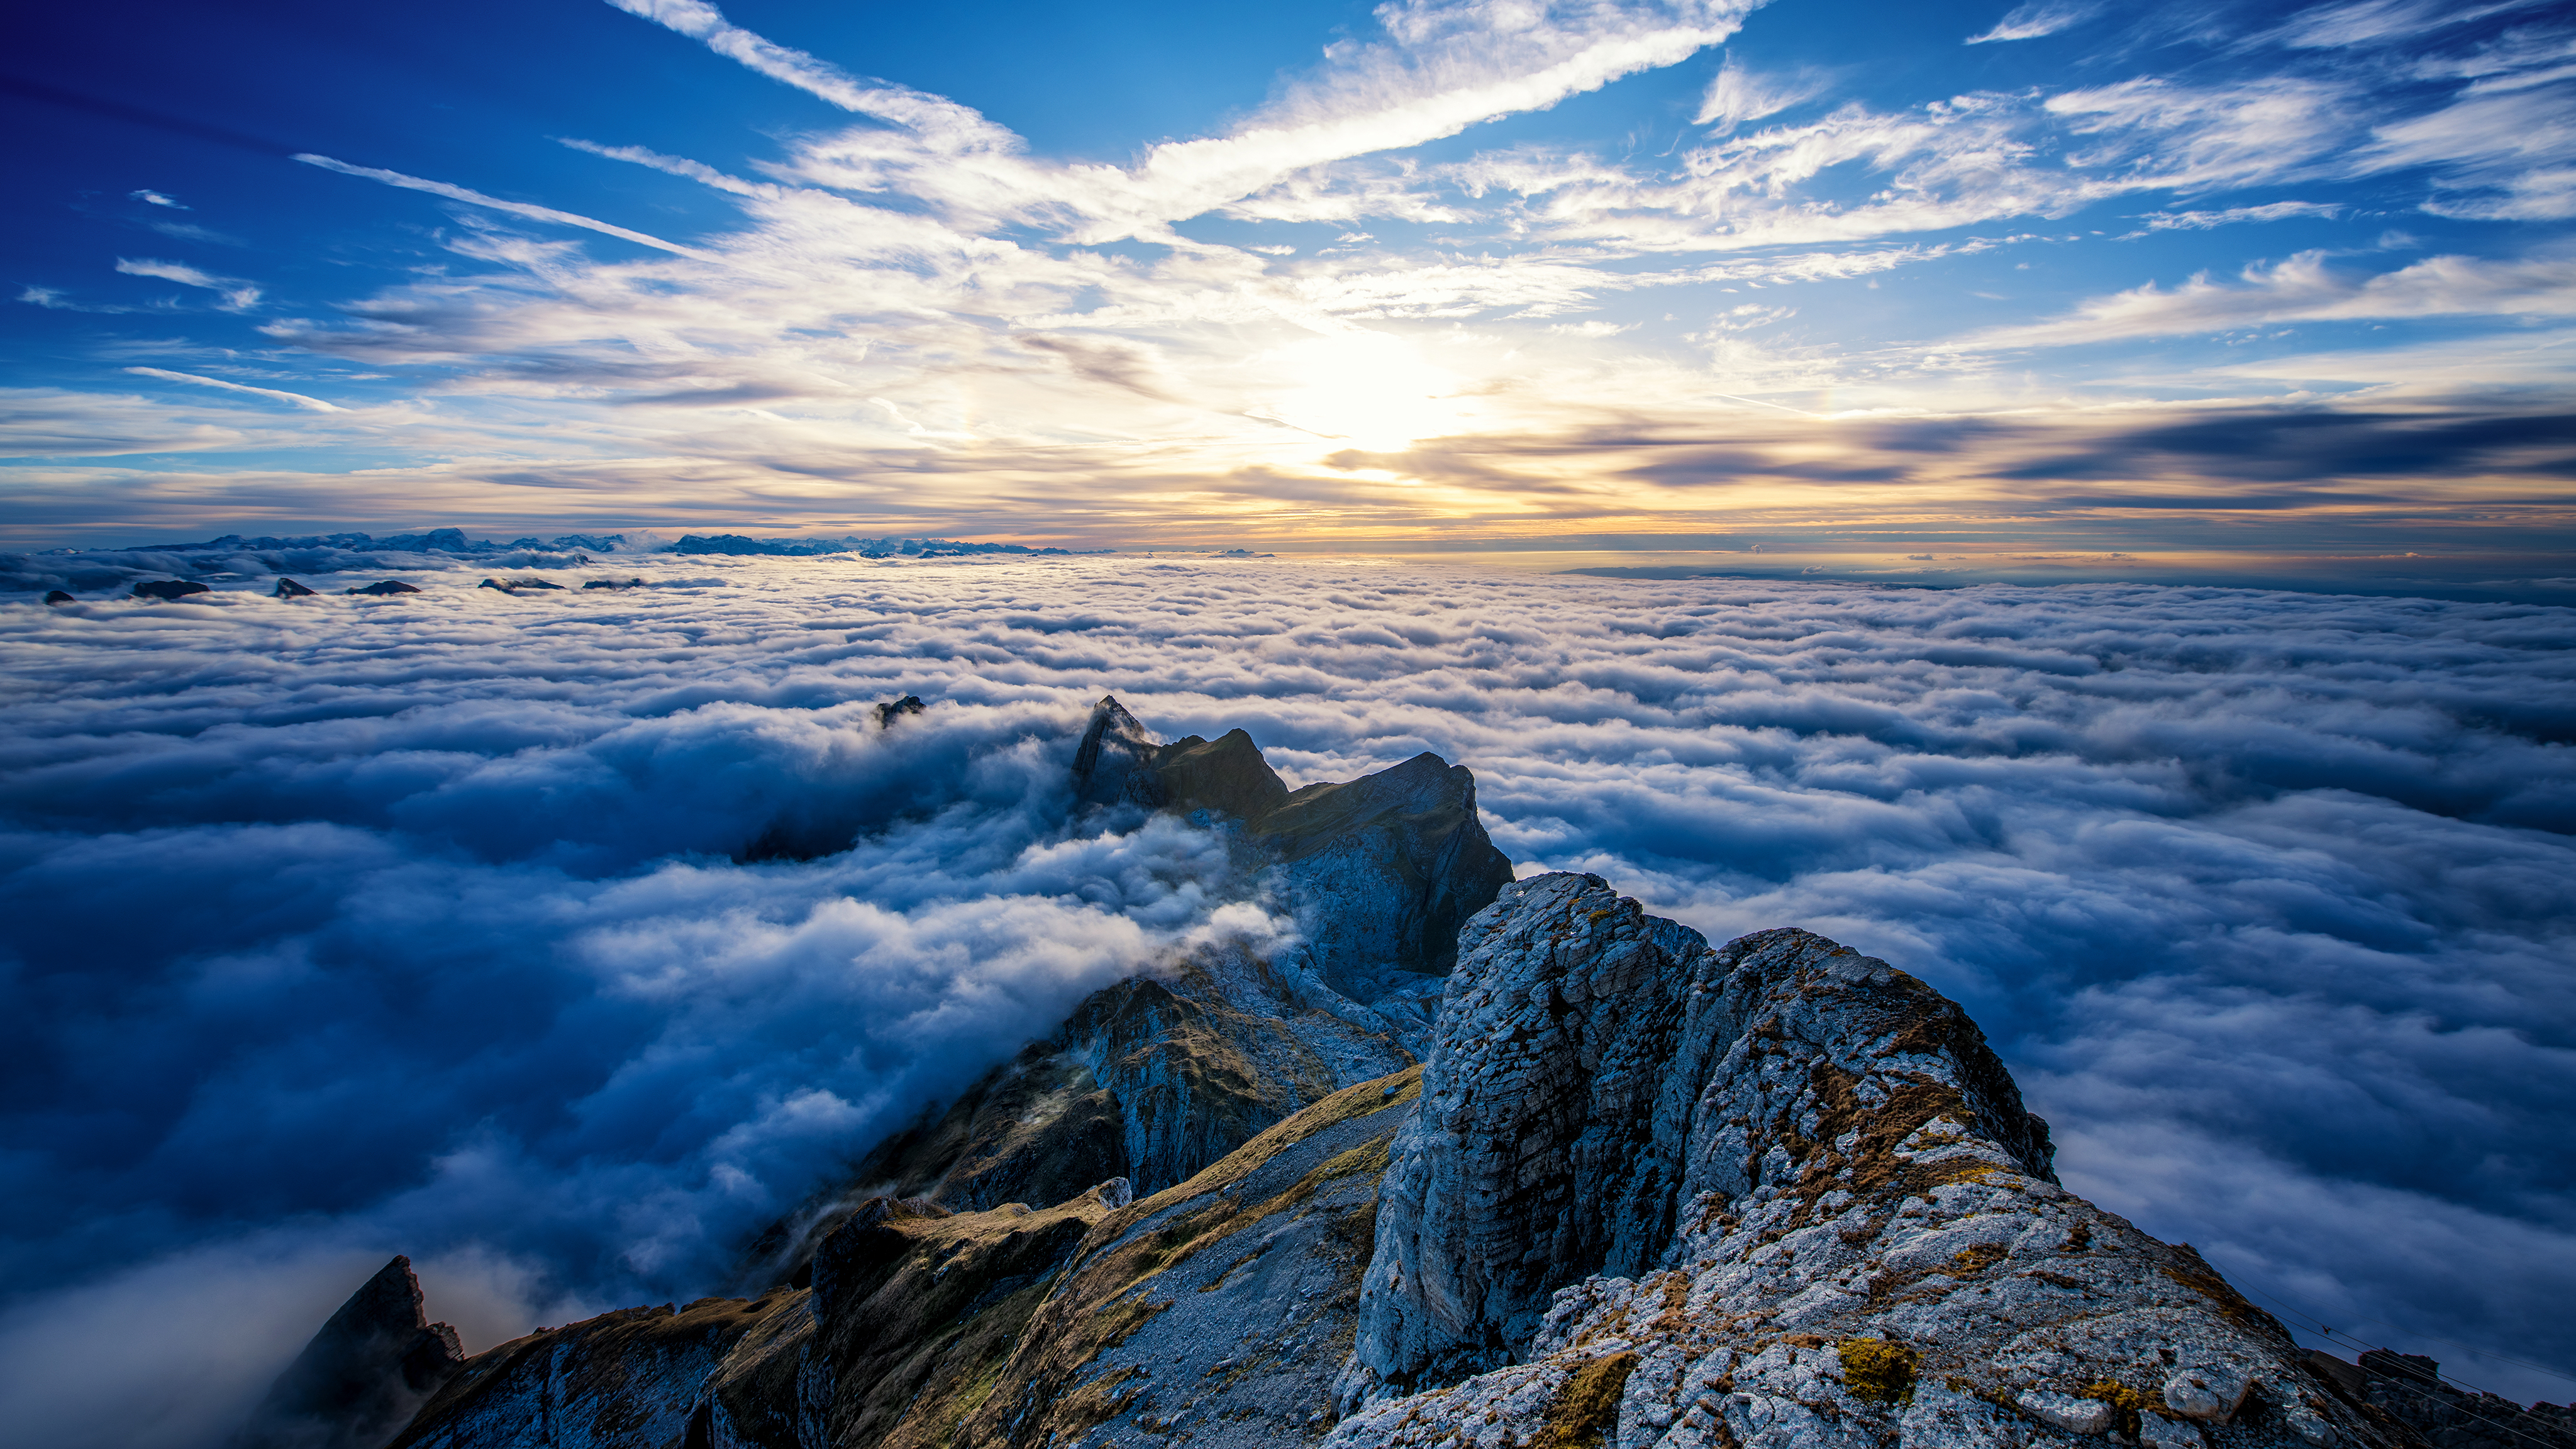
[1,552,2570,1447]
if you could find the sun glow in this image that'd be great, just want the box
[1248,331,1474,450]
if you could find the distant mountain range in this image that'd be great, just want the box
[52,529,1089,558]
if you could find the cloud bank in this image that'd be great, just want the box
[0,555,2570,1446]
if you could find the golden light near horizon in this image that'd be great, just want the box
[1246,331,1477,452]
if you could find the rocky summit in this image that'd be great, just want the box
[235,701,2559,1449]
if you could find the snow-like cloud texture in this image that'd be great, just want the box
[1,556,2572,1445]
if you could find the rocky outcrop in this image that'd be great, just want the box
[757,699,1511,1265]
[347,580,421,596]
[392,1294,794,1449]
[134,579,211,599]
[373,1075,1416,1449]
[275,577,317,597]
[2307,1350,2576,1449]
[960,1070,1426,1449]
[1352,874,2054,1392]
[233,1256,464,1449]
[1330,873,2393,1449]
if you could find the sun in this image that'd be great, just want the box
[1248,331,1474,450]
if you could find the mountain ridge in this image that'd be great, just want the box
[230,701,2563,1449]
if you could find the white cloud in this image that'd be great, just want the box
[124,367,344,413]
[2356,86,2576,219]
[113,258,261,311]
[2263,0,2541,51]
[1693,53,1831,131]
[2124,200,2343,233]
[1,557,2570,1442]
[1964,249,2576,347]
[608,0,1758,245]
[1965,0,2099,44]
[293,154,713,257]
[128,189,186,209]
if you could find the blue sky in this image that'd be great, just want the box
[6,0,2575,571]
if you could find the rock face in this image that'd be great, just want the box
[1350,873,2054,1394]
[248,718,2531,1449]
[1330,874,2389,1449]
[232,1256,464,1449]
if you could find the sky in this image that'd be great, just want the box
[2,554,2572,1449]
[4,0,2575,586]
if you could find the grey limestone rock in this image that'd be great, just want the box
[1353,872,2056,1394]
[1328,873,2401,1449]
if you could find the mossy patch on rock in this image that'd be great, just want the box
[1838,1338,1919,1406]
[1536,1352,1640,1449]
[2086,1379,2155,1438]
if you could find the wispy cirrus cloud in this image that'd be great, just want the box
[292,153,713,257]
[1963,249,2576,348]
[1692,52,1831,131]
[608,0,1761,244]
[1965,0,2100,44]
[2123,200,2343,235]
[113,258,260,310]
[123,366,344,413]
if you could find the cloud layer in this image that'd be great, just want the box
[1,555,2570,1445]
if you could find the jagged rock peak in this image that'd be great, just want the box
[1071,694,1165,810]
[1333,874,2389,1449]
[231,1255,464,1449]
